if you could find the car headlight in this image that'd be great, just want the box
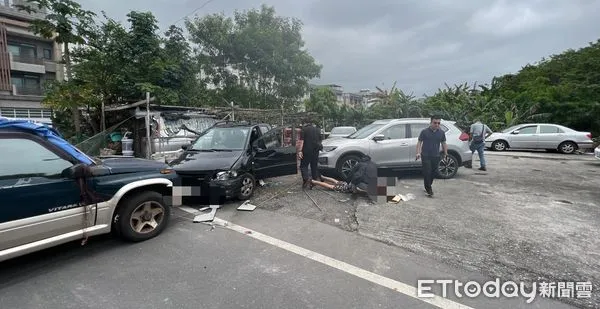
[215,170,238,180]
[322,146,337,152]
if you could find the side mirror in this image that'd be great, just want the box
[62,163,88,179]
[373,134,385,142]
[511,130,520,135]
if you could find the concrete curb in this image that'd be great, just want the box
[486,152,596,162]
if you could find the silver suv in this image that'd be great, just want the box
[318,118,473,179]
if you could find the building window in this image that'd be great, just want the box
[0,108,52,119]
[43,48,52,60]
[11,74,42,95]
[7,44,20,55]
[7,42,39,65]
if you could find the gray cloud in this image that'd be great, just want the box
[78,0,600,97]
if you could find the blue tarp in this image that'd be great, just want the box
[0,117,94,165]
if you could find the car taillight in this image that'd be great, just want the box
[587,133,592,139]
[459,132,469,141]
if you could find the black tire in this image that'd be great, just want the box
[558,141,577,154]
[437,153,459,179]
[237,173,256,200]
[336,154,360,180]
[491,140,508,151]
[114,191,170,242]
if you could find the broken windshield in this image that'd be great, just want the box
[191,127,250,151]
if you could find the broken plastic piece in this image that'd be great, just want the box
[237,200,257,211]
[403,193,415,201]
[193,205,219,222]
[258,180,266,187]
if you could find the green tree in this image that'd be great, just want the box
[16,0,96,137]
[160,25,202,106]
[45,10,202,136]
[484,40,600,135]
[422,82,548,131]
[186,5,322,110]
[366,82,423,121]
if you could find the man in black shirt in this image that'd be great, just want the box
[416,115,448,197]
[299,118,322,189]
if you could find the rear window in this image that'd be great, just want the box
[408,123,450,137]
[259,125,270,134]
[331,127,355,134]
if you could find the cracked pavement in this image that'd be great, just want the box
[252,152,600,309]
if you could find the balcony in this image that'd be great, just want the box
[13,84,43,96]
[0,1,47,21]
[9,53,45,73]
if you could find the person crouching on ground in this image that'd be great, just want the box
[309,154,377,198]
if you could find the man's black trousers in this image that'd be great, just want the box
[300,149,320,181]
[421,156,440,190]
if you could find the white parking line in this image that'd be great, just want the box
[176,207,474,309]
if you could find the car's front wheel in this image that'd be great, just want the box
[237,173,256,200]
[437,153,459,179]
[336,154,360,180]
[492,140,508,151]
[115,191,170,242]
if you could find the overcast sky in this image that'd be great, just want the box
[78,0,600,97]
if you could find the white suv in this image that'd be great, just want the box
[318,118,473,179]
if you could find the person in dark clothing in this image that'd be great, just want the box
[298,119,323,189]
[416,116,448,197]
[309,155,377,199]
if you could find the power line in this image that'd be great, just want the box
[169,0,217,26]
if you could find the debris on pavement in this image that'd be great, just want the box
[237,200,257,211]
[258,180,266,187]
[334,218,340,223]
[402,193,415,201]
[304,190,322,211]
[389,193,416,204]
[193,205,219,222]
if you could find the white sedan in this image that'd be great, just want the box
[595,145,600,160]
[485,123,595,154]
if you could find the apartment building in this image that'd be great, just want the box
[0,0,63,124]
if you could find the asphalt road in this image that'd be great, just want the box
[0,204,578,309]
[0,151,596,309]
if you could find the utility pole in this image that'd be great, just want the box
[231,101,235,121]
[146,92,151,159]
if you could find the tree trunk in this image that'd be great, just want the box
[64,43,81,137]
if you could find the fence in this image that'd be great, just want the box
[212,107,322,128]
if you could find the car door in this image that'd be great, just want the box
[406,123,431,167]
[368,124,410,167]
[507,125,538,149]
[0,134,89,252]
[537,125,564,149]
[252,126,298,179]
